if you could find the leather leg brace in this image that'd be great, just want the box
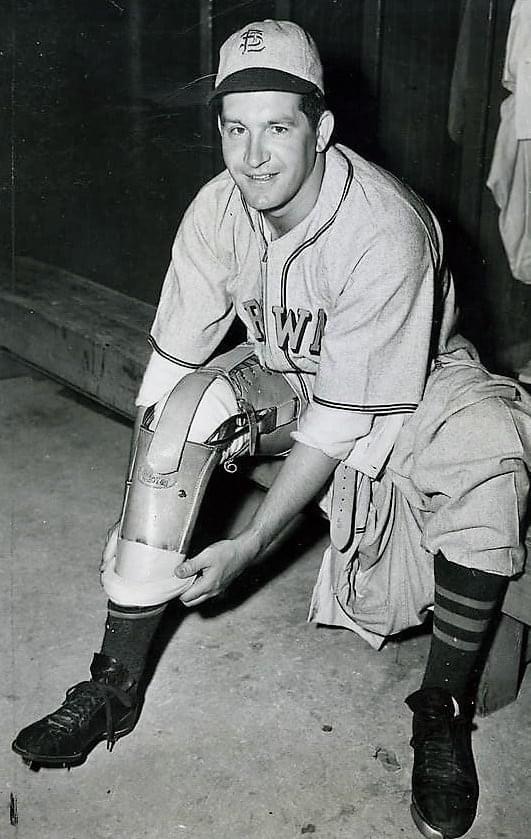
[101,346,299,607]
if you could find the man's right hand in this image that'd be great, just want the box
[100,521,120,572]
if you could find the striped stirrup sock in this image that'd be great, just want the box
[422,553,506,705]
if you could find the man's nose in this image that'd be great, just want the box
[245,132,270,168]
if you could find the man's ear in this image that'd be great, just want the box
[217,114,223,136]
[316,110,334,153]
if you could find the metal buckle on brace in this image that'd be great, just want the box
[255,406,278,435]
[237,397,258,457]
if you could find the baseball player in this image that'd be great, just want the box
[12,20,531,839]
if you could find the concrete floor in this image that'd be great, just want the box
[2,365,531,839]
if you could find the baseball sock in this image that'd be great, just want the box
[421,552,506,708]
[100,601,167,685]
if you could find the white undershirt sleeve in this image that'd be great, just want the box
[135,351,195,408]
[293,402,408,479]
[292,402,374,460]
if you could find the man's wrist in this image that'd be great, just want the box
[233,527,266,567]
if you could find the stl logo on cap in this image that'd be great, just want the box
[239,28,265,54]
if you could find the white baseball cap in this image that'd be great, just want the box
[209,20,324,103]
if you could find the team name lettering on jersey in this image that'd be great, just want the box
[308,307,327,355]
[242,299,266,342]
[243,299,327,356]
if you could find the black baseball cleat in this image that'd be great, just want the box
[12,653,140,768]
[406,687,479,839]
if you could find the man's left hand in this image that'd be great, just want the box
[175,536,258,608]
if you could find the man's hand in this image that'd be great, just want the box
[176,535,259,608]
[176,441,339,609]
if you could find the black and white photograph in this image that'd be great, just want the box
[2,2,530,837]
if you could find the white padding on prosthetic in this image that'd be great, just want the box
[101,538,194,607]
[152,376,243,460]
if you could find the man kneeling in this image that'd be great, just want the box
[13,20,531,839]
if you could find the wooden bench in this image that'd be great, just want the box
[0,257,153,418]
[1,256,529,714]
[476,538,531,715]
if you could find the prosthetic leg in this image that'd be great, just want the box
[11,347,300,767]
[101,345,300,607]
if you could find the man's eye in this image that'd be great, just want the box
[271,125,288,135]
[229,126,245,136]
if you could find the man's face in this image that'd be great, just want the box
[219,90,325,228]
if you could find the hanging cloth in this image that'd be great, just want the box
[448,0,474,144]
[487,0,531,284]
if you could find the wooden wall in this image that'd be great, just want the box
[3,0,529,368]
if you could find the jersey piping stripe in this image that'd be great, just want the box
[280,150,354,305]
[240,192,256,231]
[149,335,203,368]
[313,395,418,413]
[279,150,355,399]
[256,211,272,255]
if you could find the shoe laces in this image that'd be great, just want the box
[47,680,134,751]
[412,713,472,792]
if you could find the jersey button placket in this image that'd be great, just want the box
[260,240,271,365]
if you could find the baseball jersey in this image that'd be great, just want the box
[138,144,461,462]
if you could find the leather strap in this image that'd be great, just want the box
[330,463,357,552]
[147,346,260,473]
[146,369,219,474]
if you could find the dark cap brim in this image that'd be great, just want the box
[207,68,319,104]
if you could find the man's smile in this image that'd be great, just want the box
[246,173,277,181]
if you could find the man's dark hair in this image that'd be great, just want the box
[298,90,327,131]
[214,89,328,133]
